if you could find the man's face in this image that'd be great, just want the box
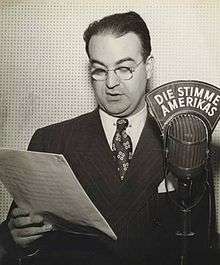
[88,32,152,117]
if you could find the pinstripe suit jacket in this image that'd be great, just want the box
[1,108,214,265]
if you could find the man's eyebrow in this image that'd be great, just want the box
[89,57,135,67]
[89,59,106,67]
[115,57,135,65]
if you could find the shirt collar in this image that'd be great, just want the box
[99,104,148,128]
[127,104,148,129]
[99,104,148,152]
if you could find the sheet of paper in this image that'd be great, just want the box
[0,148,117,240]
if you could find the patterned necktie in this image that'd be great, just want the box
[112,118,133,181]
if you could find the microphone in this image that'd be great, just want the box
[165,114,211,261]
[146,81,220,263]
[166,113,209,179]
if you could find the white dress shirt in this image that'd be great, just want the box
[99,106,175,193]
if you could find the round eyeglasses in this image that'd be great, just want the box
[90,59,144,81]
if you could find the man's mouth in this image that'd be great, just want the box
[106,93,123,101]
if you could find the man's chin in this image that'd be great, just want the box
[104,107,131,117]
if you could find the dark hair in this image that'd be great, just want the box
[83,11,151,60]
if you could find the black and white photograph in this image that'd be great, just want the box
[0,1,220,264]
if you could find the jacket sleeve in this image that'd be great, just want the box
[0,201,20,264]
[0,128,46,264]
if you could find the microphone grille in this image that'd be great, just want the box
[167,114,208,174]
[169,114,207,142]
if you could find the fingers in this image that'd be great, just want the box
[12,215,43,228]
[10,224,53,238]
[8,207,53,248]
[11,207,30,218]
[10,223,53,247]
[13,234,43,248]
[9,207,43,229]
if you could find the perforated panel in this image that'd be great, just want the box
[1,1,220,234]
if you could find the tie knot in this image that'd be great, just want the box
[116,119,129,131]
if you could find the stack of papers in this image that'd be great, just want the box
[0,149,117,240]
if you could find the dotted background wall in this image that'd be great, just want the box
[0,0,220,233]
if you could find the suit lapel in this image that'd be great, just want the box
[126,114,163,185]
[69,110,164,231]
[77,109,122,195]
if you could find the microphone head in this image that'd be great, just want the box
[166,114,208,178]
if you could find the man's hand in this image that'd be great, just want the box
[8,207,53,248]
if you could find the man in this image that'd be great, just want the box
[0,11,215,265]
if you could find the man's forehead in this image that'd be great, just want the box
[88,32,142,63]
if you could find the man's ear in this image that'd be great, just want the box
[145,55,154,79]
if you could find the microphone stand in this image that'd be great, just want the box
[176,177,195,265]
[165,171,207,265]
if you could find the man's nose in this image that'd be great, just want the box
[106,70,120,89]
